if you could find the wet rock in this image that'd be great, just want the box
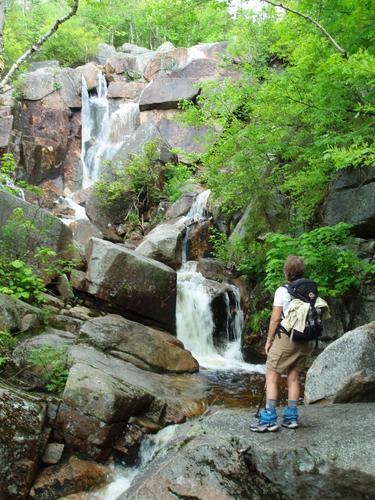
[30,455,109,499]
[82,237,177,332]
[135,223,183,269]
[0,293,42,333]
[0,383,47,500]
[139,78,200,111]
[42,443,65,465]
[107,81,146,100]
[305,322,375,404]
[112,423,145,463]
[185,219,212,261]
[165,188,203,219]
[79,314,198,374]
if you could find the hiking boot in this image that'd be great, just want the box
[250,409,279,432]
[282,406,298,429]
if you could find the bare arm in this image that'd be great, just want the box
[265,305,282,354]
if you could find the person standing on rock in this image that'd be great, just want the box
[250,255,314,432]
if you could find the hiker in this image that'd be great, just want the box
[250,255,329,432]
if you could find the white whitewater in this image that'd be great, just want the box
[80,73,140,189]
[92,425,177,499]
[176,190,264,372]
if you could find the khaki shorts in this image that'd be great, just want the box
[266,332,313,374]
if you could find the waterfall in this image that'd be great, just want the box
[176,190,255,371]
[80,73,140,189]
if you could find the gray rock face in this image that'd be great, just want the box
[0,190,75,260]
[0,383,47,499]
[0,114,13,148]
[324,167,375,238]
[68,218,103,257]
[107,81,145,100]
[94,42,117,65]
[122,404,375,500]
[0,293,42,333]
[83,238,177,332]
[79,314,198,373]
[139,78,200,111]
[305,322,375,404]
[112,122,174,166]
[55,344,204,458]
[135,223,183,269]
[119,43,152,55]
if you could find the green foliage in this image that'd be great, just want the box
[264,224,372,297]
[28,346,68,394]
[164,163,195,202]
[3,0,231,70]
[95,140,163,224]
[0,259,46,304]
[0,330,17,368]
[181,1,374,227]
[0,153,43,197]
[0,208,78,306]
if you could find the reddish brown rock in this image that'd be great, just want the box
[144,47,189,81]
[30,455,109,499]
[107,81,146,100]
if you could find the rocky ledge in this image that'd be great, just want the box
[123,403,375,500]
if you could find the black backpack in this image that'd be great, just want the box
[279,278,323,342]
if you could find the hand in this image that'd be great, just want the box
[265,338,273,355]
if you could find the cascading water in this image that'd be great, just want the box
[176,190,262,371]
[80,73,140,189]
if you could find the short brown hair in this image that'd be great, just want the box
[283,255,304,282]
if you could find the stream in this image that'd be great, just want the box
[58,73,267,498]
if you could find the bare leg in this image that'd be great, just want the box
[266,368,280,401]
[287,368,300,401]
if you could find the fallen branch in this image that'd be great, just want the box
[0,0,79,92]
[260,0,348,58]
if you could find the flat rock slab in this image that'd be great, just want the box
[122,404,375,500]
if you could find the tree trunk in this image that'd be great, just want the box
[0,0,79,92]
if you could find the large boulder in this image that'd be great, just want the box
[324,167,375,238]
[0,190,75,260]
[107,81,146,100]
[79,314,198,373]
[82,238,177,332]
[143,47,189,81]
[0,383,47,499]
[305,322,375,404]
[0,113,13,148]
[122,404,375,500]
[0,293,42,333]
[55,345,204,458]
[94,43,117,65]
[139,78,200,111]
[30,455,109,500]
[135,223,183,269]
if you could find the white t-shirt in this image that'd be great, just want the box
[273,286,291,315]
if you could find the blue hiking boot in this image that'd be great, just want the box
[250,409,279,432]
[282,406,298,429]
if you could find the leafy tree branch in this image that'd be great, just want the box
[260,0,348,57]
[0,0,79,91]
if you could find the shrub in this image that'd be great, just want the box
[0,330,17,368]
[28,346,69,394]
